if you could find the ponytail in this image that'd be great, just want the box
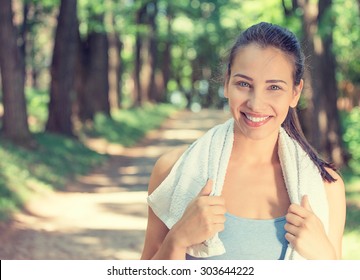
[282,108,337,183]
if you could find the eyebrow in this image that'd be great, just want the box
[233,73,253,81]
[233,73,288,85]
[266,79,288,85]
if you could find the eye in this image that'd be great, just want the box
[269,85,281,90]
[236,81,251,88]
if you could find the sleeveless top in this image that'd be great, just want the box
[186,212,288,260]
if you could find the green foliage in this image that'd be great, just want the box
[85,103,177,146]
[78,0,109,34]
[333,0,360,84]
[343,230,360,260]
[26,87,49,132]
[343,182,360,259]
[342,107,360,175]
[341,106,360,259]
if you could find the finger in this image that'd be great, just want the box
[288,203,310,218]
[211,205,227,215]
[199,195,225,206]
[284,222,300,236]
[198,179,213,197]
[212,214,226,224]
[301,195,313,212]
[286,212,304,227]
[285,232,296,244]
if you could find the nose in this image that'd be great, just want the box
[246,90,266,112]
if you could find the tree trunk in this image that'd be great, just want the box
[317,0,345,165]
[74,30,90,122]
[159,5,173,102]
[108,32,123,109]
[85,31,110,117]
[76,29,110,123]
[46,0,78,137]
[147,1,158,102]
[134,32,143,107]
[0,0,33,146]
[133,1,148,107]
[297,0,345,166]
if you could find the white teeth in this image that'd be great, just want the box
[245,114,269,123]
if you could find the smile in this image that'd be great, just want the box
[241,112,272,127]
[244,113,270,123]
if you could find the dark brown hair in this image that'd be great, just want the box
[226,22,337,182]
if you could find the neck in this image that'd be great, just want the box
[231,127,280,166]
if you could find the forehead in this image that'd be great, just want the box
[231,44,294,80]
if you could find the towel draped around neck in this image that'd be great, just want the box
[147,118,329,259]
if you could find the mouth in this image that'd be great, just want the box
[241,112,272,127]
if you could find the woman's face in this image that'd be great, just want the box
[224,43,303,140]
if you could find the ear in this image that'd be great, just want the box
[290,79,303,108]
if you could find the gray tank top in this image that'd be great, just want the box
[186,212,288,260]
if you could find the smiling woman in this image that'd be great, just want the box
[225,44,302,138]
[140,22,346,260]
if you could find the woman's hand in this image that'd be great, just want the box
[166,179,226,251]
[285,195,336,259]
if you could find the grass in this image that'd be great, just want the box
[82,103,177,146]
[341,169,360,260]
[0,92,178,221]
[0,133,106,220]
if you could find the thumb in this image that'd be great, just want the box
[301,195,313,212]
[198,179,213,197]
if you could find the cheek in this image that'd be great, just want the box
[227,90,247,104]
[273,99,292,116]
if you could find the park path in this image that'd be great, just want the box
[0,109,230,260]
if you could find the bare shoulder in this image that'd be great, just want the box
[324,167,345,190]
[323,168,346,258]
[148,146,188,195]
[323,167,346,202]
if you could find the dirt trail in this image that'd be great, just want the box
[0,109,230,260]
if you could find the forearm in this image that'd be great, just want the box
[150,233,187,260]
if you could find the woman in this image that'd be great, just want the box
[141,22,346,260]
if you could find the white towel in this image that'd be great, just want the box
[147,118,329,259]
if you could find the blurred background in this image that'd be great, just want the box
[0,0,359,259]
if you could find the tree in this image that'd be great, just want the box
[75,4,110,122]
[284,0,346,166]
[0,0,33,146]
[108,21,123,109]
[144,1,158,103]
[46,0,78,136]
[159,2,173,102]
[133,0,147,107]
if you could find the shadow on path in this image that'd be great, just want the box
[0,109,230,260]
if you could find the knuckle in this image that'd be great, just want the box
[285,213,292,221]
[205,216,213,225]
[196,197,206,206]
[284,223,289,231]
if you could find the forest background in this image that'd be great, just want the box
[0,0,359,259]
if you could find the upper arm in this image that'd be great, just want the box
[324,168,346,259]
[140,146,187,260]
